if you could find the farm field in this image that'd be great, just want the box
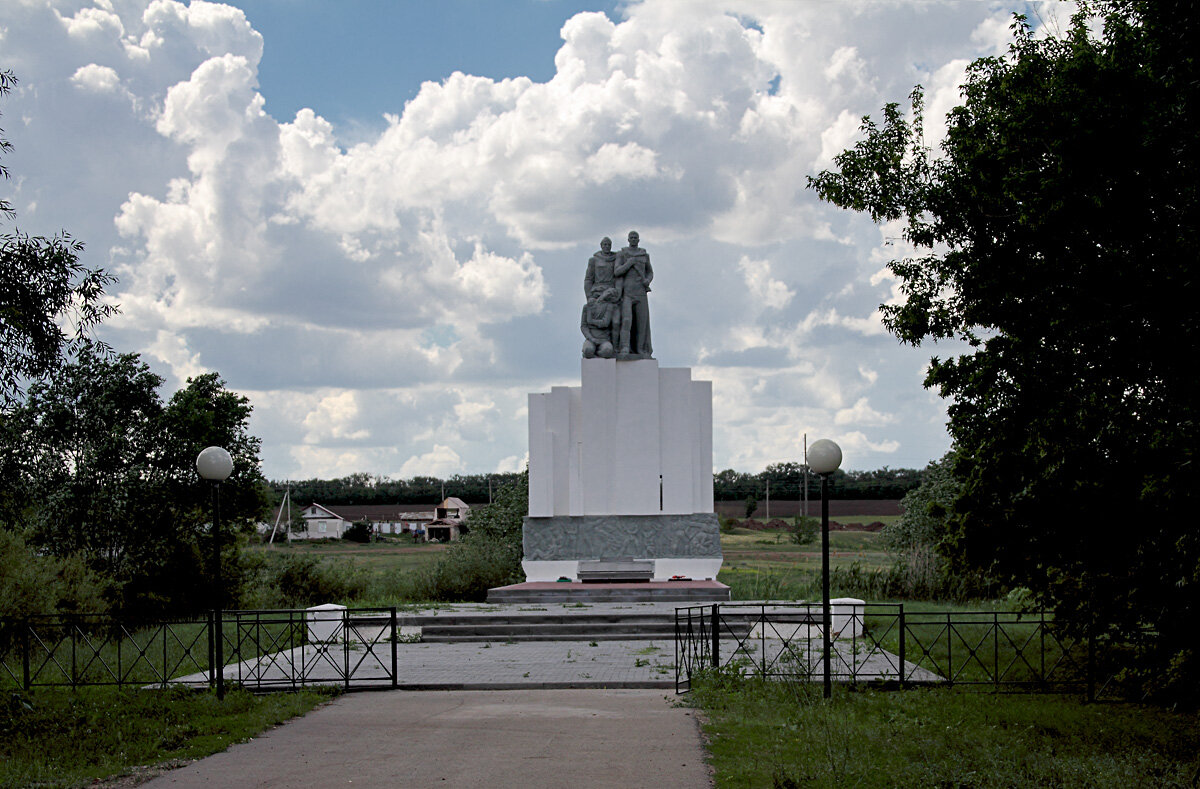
[714,498,903,520]
[246,501,898,605]
[247,537,446,575]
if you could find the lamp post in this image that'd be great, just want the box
[807,438,842,700]
[197,446,233,700]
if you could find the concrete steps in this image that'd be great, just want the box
[486,580,730,605]
[395,611,752,643]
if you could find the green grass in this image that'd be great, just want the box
[246,539,447,606]
[688,672,1200,787]
[718,530,893,601]
[0,685,336,788]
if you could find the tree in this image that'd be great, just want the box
[419,470,527,601]
[5,345,267,614]
[1,70,116,410]
[810,1,1200,700]
[881,451,960,595]
[743,494,758,519]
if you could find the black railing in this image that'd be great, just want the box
[675,603,1150,699]
[0,607,400,693]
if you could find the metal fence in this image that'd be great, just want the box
[674,603,1148,699]
[0,607,400,693]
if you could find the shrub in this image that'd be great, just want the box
[342,521,372,543]
[0,530,110,618]
[791,516,818,545]
[744,495,758,518]
[253,554,367,608]
[417,471,526,602]
[414,538,522,602]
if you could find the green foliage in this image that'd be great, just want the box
[249,553,368,608]
[743,494,758,519]
[713,465,924,502]
[880,451,967,596]
[2,345,267,615]
[273,470,524,507]
[689,674,1200,788]
[342,521,373,543]
[790,516,818,546]
[0,530,110,619]
[0,685,335,788]
[417,471,527,602]
[810,2,1200,704]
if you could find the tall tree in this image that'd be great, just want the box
[810,2,1200,700]
[6,346,267,613]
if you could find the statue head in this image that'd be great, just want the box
[589,284,608,301]
[600,237,612,253]
[628,231,640,248]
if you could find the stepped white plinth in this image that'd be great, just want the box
[523,358,721,582]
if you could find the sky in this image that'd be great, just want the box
[0,0,1073,482]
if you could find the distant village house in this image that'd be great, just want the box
[276,498,471,542]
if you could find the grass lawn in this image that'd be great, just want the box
[246,538,448,606]
[0,685,336,788]
[719,529,891,600]
[688,673,1200,787]
[247,518,894,605]
[247,538,447,575]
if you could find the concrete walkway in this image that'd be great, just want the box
[141,688,711,788]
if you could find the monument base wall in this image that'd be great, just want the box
[521,512,723,582]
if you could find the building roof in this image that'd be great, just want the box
[280,503,437,523]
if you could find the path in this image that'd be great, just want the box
[140,688,711,789]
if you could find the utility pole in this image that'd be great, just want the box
[765,478,770,519]
[802,433,809,520]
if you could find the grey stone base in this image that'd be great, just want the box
[522,513,722,562]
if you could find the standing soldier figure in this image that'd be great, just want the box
[615,230,653,357]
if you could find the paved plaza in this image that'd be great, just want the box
[140,688,711,789]
[170,600,936,690]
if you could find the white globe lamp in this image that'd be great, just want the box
[807,439,842,475]
[196,446,234,481]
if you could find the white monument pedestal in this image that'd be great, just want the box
[523,358,722,582]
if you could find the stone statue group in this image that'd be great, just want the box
[582,231,653,359]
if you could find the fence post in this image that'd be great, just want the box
[994,611,1000,692]
[207,610,215,692]
[946,611,952,686]
[390,607,398,690]
[161,621,168,689]
[70,616,78,689]
[343,608,351,691]
[711,604,720,669]
[1086,620,1096,703]
[898,605,906,689]
[1040,610,1046,686]
[215,609,225,701]
[22,618,31,691]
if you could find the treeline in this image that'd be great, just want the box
[270,464,923,508]
[714,463,924,502]
[271,472,525,507]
